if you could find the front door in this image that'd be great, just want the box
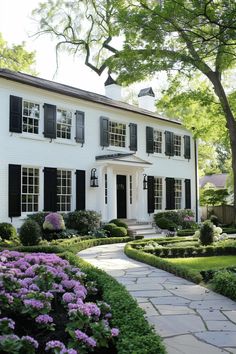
[117,175,127,218]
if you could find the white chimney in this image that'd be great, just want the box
[138,87,156,112]
[104,75,122,101]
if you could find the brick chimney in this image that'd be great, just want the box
[138,87,156,112]
[104,75,122,101]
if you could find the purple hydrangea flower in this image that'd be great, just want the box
[35,314,53,324]
[62,292,76,303]
[111,328,119,337]
[61,349,78,354]
[0,317,15,330]
[21,335,39,349]
[23,299,44,309]
[75,329,96,347]
[45,340,65,351]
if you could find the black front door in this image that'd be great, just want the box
[117,175,127,218]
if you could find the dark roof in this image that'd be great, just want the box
[0,69,181,126]
[138,87,155,97]
[199,174,228,188]
[104,75,117,86]
[96,153,134,160]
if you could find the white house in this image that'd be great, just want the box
[0,69,198,228]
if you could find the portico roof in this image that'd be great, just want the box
[95,153,152,168]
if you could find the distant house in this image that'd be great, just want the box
[0,69,198,228]
[199,174,228,190]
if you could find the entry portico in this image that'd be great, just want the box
[95,153,152,221]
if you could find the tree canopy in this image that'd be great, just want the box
[0,33,35,73]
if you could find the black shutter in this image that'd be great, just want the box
[9,95,22,133]
[75,111,85,144]
[76,170,86,210]
[184,135,191,159]
[129,123,137,151]
[9,164,21,217]
[44,103,56,139]
[44,167,57,211]
[185,179,191,209]
[165,131,174,156]
[147,176,155,213]
[146,126,154,154]
[166,177,175,210]
[100,116,109,147]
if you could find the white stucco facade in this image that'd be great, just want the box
[0,70,198,228]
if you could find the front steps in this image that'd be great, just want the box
[120,219,160,238]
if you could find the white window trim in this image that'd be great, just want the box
[21,165,41,215]
[56,108,73,140]
[109,120,127,149]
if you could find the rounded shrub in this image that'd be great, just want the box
[103,223,117,234]
[199,220,214,245]
[111,226,127,237]
[210,214,219,226]
[43,212,65,231]
[19,219,42,246]
[109,219,128,229]
[66,210,101,235]
[155,217,177,231]
[0,222,17,240]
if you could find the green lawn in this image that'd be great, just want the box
[167,255,236,271]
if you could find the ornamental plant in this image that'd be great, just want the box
[0,250,119,353]
[43,213,65,231]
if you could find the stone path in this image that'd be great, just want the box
[78,243,236,354]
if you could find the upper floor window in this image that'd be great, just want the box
[174,135,181,156]
[22,167,39,212]
[109,121,126,147]
[174,179,182,209]
[154,177,162,210]
[153,130,162,153]
[57,169,72,211]
[57,109,72,139]
[22,101,40,134]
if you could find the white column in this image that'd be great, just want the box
[137,170,146,221]
[107,166,116,220]
[96,166,105,218]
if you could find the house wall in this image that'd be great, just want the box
[0,77,197,228]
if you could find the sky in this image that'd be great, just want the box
[0,0,166,98]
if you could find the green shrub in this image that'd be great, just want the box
[154,210,195,229]
[211,270,236,300]
[210,215,219,226]
[111,226,128,237]
[27,212,49,229]
[154,211,181,226]
[43,212,65,231]
[19,219,42,246]
[103,223,117,234]
[177,229,195,237]
[66,210,101,235]
[200,220,214,245]
[109,219,128,229]
[0,222,17,240]
[155,217,177,231]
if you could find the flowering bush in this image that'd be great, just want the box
[0,250,119,353]
[43,213,65,231]
[194,222,228,244]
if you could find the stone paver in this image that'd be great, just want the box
[78,243,236,354]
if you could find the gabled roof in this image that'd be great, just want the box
[138,87,155,97]
[199,174,228,189]
[96,153,152,166]
[0,69,182,126]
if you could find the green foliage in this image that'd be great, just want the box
[0,33,35,73]
[0,223,17,240]
[211,270,236,301]
[111,226,127,237]
[177,229,195,237]
[200,188,229,206]
[66,210,101,235]
[103,223,117,233]
[19,219,42,246]
[210,215,219,226]
[27,212,49,230]
[155,217,177,231]
[109,219,128,229]
[199,220,214,245]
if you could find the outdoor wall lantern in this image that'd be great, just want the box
[90,168,99,187]
[143,174,148,190]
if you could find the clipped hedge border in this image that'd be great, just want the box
[2,241,166,354]
[125,243,203,284]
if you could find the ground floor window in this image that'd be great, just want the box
[174,179,182,209]
[154,177,162,210]
[22,167,39,212]
[57,170,72,211]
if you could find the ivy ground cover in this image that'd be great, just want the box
[0,250,119,354]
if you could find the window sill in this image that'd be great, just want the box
[19,134,45,142]
[54,138,77,146]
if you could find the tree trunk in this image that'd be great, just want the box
[207,72,236,223]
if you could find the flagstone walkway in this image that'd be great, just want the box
[78,243,236,354]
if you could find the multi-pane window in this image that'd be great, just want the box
[57,170,72,211]
[109,121,126,147]
[105,174,108,205]
[154,177,162,210]
[129,176,133,204]
[153,130,162,153]
[174,179,182,209]
[22,167,39,212]
[22,101,40,134]
[174,135,181,156]
[57,109,72,139]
